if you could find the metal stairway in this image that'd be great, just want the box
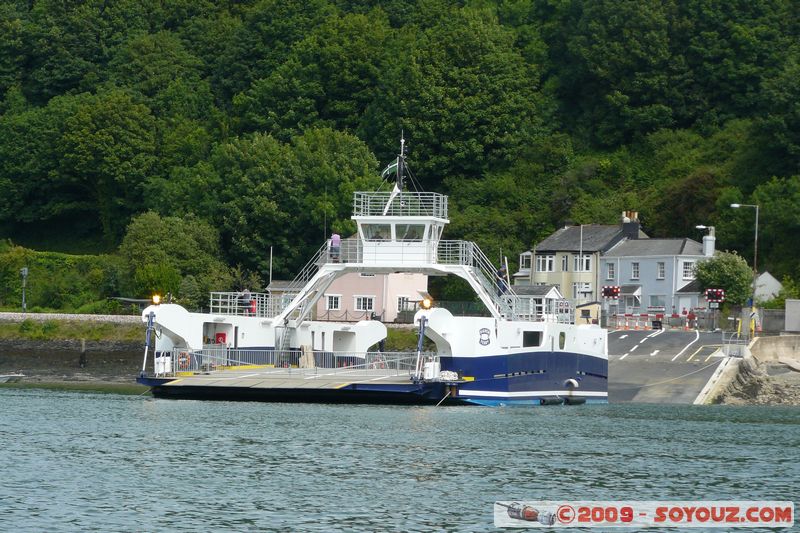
[438,241,521,320]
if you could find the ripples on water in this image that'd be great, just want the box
[1,389,798,532]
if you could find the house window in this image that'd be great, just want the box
[606,263,615,280]
[354,296,375,312]
[573,254,591,272]
[572,282,592,299]
[657,262,665,280]
[536,255,555,272]
[325,295,341,311]
[519,253,531,270]
[397,296,411,312]
[561,255,568,272]
[631,262,640,280]
[682,261,695,280]
[649,295,666,308]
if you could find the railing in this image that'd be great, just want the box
[207,238,572,323]
[153,348,431,378]
[721,331,749,357]
[437,240,521,320]
[316,309,372,322]
[209,291,296,318]
[286,242,329,290]
[353,191,448,218]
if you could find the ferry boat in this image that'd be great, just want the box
[136,140,607,405]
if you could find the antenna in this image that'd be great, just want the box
[398,131,405,191]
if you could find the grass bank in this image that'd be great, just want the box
[0,319,143,342]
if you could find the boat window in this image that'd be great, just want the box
[559,332,566,350]
[362,224,391,241]
[523,331,542,347]
[396,224,425,241]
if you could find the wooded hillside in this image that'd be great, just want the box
[1,0,798,307]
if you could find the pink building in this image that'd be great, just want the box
[315,272,428,323]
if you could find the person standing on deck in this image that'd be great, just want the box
[496,265,508,296]
[330,232,341,262]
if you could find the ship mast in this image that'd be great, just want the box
[381,134,407,216]
[398,133,405,191]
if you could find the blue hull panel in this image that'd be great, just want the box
[443,350,607,403]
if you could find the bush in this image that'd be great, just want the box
[0,244,126,313]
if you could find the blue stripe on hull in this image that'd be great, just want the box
[463,397,608,407]
[442,350,607,401]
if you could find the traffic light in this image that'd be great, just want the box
[602,285,620,299]
[705,288,725,303]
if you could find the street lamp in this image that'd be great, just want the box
[20,267,28,313]
[730,203,759,304]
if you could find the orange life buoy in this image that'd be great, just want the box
[178,351,190,369]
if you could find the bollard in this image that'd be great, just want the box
[79,338,87,368]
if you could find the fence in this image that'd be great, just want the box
[152,347,429,378]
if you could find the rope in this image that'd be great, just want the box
[614,360,721,390]
[435,389,451,407]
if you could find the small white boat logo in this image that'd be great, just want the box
[479,328,491,346]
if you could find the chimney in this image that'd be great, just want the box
[702,226,716,257]
[621,210,640,240]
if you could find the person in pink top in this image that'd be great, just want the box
[330,232,341,262]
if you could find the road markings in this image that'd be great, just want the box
[646,329,665,338]
[619,334,629,339]
[704,350,725,362]
[671,330,700,361]
[620,353,629,360]
[686,346,706,362]
[650,350,660,356]
[630,344,639,352]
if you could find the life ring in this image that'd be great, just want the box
[178,352,190,369]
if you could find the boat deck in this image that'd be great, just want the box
[141,365,457,404]
[161,366,416,390]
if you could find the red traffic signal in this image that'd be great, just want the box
[602,285,620,299]
[705,288,725,303]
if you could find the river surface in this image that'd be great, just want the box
[1,389,798,532]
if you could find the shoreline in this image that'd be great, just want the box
[1,380,150,395]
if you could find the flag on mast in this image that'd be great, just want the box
[381,157,399,179]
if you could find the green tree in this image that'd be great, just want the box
[751,175,800,280]
[211,129,379,278]
[235,12,391,139]
[695,251,753,306]
[758,48,800,176]
[16,0,156,103]
[670,0,794,130]
[360,6,548,183]
[59,90,157,243]
[551,0,675,145]
[213,0,335,104]
[117,211,232,301]
[290,128,380,242]
[108,31,204,101]
[0,93,90,227]
[211,133,302,277]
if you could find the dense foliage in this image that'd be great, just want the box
[694,252,754,306]
[1,0,798,307]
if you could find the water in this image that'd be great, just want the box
[2,389,798,532]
